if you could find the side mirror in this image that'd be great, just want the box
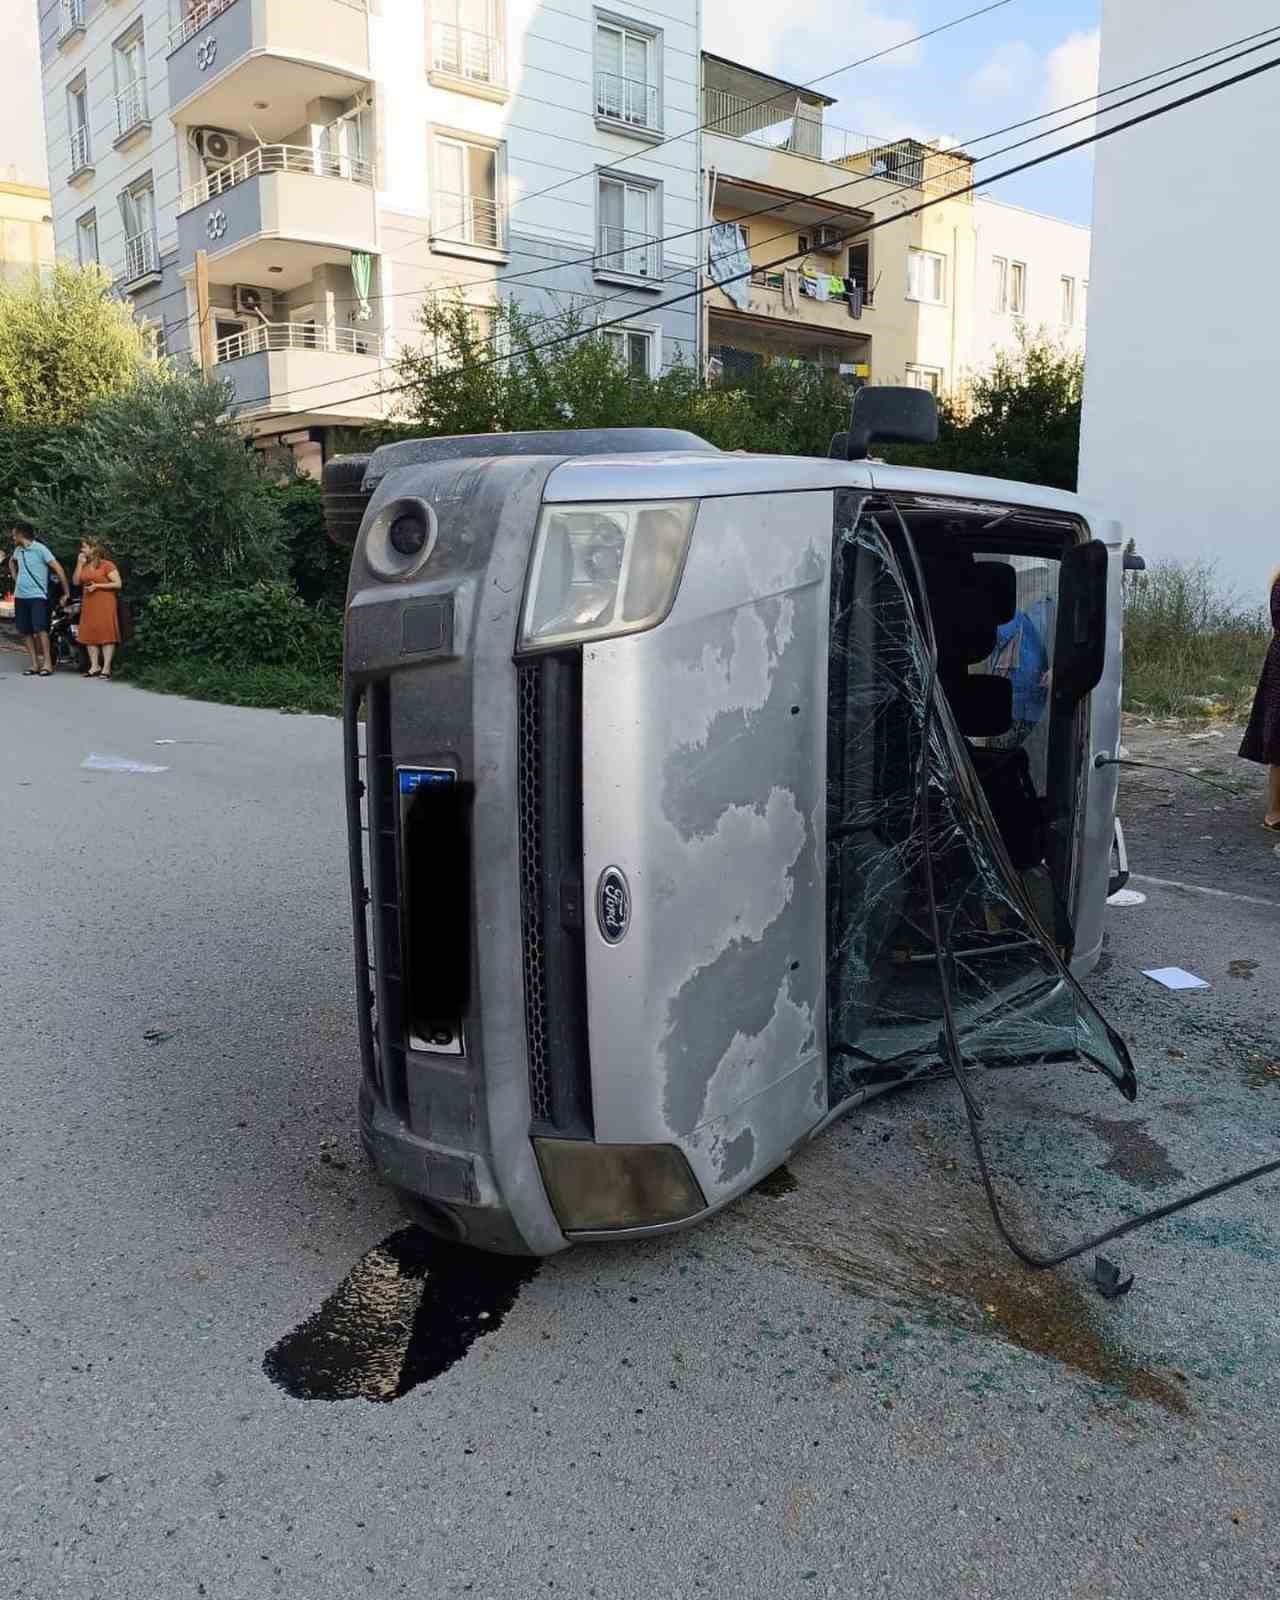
[845,386,938,461]
[1123,551,1146,572]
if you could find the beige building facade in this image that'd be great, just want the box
[701,53,1087,399]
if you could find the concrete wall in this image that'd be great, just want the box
[0,182,56,284]
[1079,0,1279,597]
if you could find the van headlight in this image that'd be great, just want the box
[519,501,697,650]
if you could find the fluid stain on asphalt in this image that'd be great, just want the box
[756,1164,800,1198]
[1065,1112,1184,1190]
[263,1228,538,1403]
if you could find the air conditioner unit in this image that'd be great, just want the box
[195,128,240,166]
[234,285,274,319]
[812,224,847,255]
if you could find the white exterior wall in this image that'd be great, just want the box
[1079,0,1280,597]
[972,196,1090,370]
[38,0,701,425]
[39,0,180,335]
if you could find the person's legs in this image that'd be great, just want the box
[20,631,38,671]
[15,600,38,671]
[101,642,115,678]
[86,644,101,676]
[1267,764,1280,827]
[35,630,52,673]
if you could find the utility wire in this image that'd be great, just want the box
[239,44,1280,419]
[374,0,1018,272]
[137,16,1280,344]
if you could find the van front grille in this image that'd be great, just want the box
[517,658,592,1136]
[517,664,552,1123]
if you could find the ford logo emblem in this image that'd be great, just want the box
[596,867,631,945]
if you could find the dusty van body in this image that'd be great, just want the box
[329,423,1128,1256]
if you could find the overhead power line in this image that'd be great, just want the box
[241,46,1280,422]
[138,15,1280,337]
[237,36,1280,416]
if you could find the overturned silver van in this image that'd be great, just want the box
[326,391,1132,1256]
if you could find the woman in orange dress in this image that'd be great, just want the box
[73,541,123,679]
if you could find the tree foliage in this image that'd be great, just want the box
[25,367,285,599]
[887,332,1085,490]
[0,264,145,429]
[393,297,851,457]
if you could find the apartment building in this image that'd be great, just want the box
[974,197,1090,363]
[701,53,1089,397]
[39,0,701,465]
[1080,0,1276,597]
[0,178,56,286]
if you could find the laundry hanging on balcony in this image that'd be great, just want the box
[350,252,374,322]
[707,223,751,311]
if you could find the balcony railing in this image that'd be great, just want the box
[431,23,505,86]
[68,124,92,175]
[596,225,659,279]
[215,321,382,364]
[167,0,239,53]
[123,231,160,284]
[116,80,150,140]
[179,143,374,213]
[432,194,504,251]
[58,0,86,43]
[595,71,659,131]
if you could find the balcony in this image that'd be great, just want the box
[214,320,385,423]
[115,81,151,147]
[168,0,371,141]
[177,144,377,288]
[596,226,660,283]
[431,195,505,256]
[57,0,86,48]
[68,124,93,180]
[595,71,660,138]
[430,23,506,98]
[122,231,160,288]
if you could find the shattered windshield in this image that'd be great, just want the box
[825,498,1135,1114]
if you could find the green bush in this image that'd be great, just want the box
[129,584,343,677]
[1122,559,1270,718]
[266,475,352,609]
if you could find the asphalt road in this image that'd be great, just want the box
[3,652,1280,1600]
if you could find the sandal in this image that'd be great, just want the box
[22,669,38,676]
[38,668,52,677]
[1264,818,1280,833]
[87,668,101,678]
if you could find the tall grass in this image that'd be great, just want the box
[1123,559,1271,718]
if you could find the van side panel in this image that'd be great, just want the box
[580,491,833,1205]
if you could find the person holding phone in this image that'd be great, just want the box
[8,519,70,677]
[73,541,123,679]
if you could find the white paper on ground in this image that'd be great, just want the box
[1142,966,1210,991]
[81,753,170,774]
[1107,888,1147,907]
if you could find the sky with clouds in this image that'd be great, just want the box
[704,0,1102,223]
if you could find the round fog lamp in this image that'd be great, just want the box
[389,512,428,556]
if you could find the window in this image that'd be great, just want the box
[1009,260,1026,317]
[846,240,871,304]
[67,77,91,173]
[113,26,149,141]
[141,321,168,361]
[431,0,505,88]
[433,136,504,251]
[76,209,98,266]
[992,255,1008,313]
[906,364,943,395]
[604,326,655,376]
[1060,275,1076,326]
[906,248,944,304]
[119,177,158,282]
[595,16,660,131]
[597,175,658,278]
